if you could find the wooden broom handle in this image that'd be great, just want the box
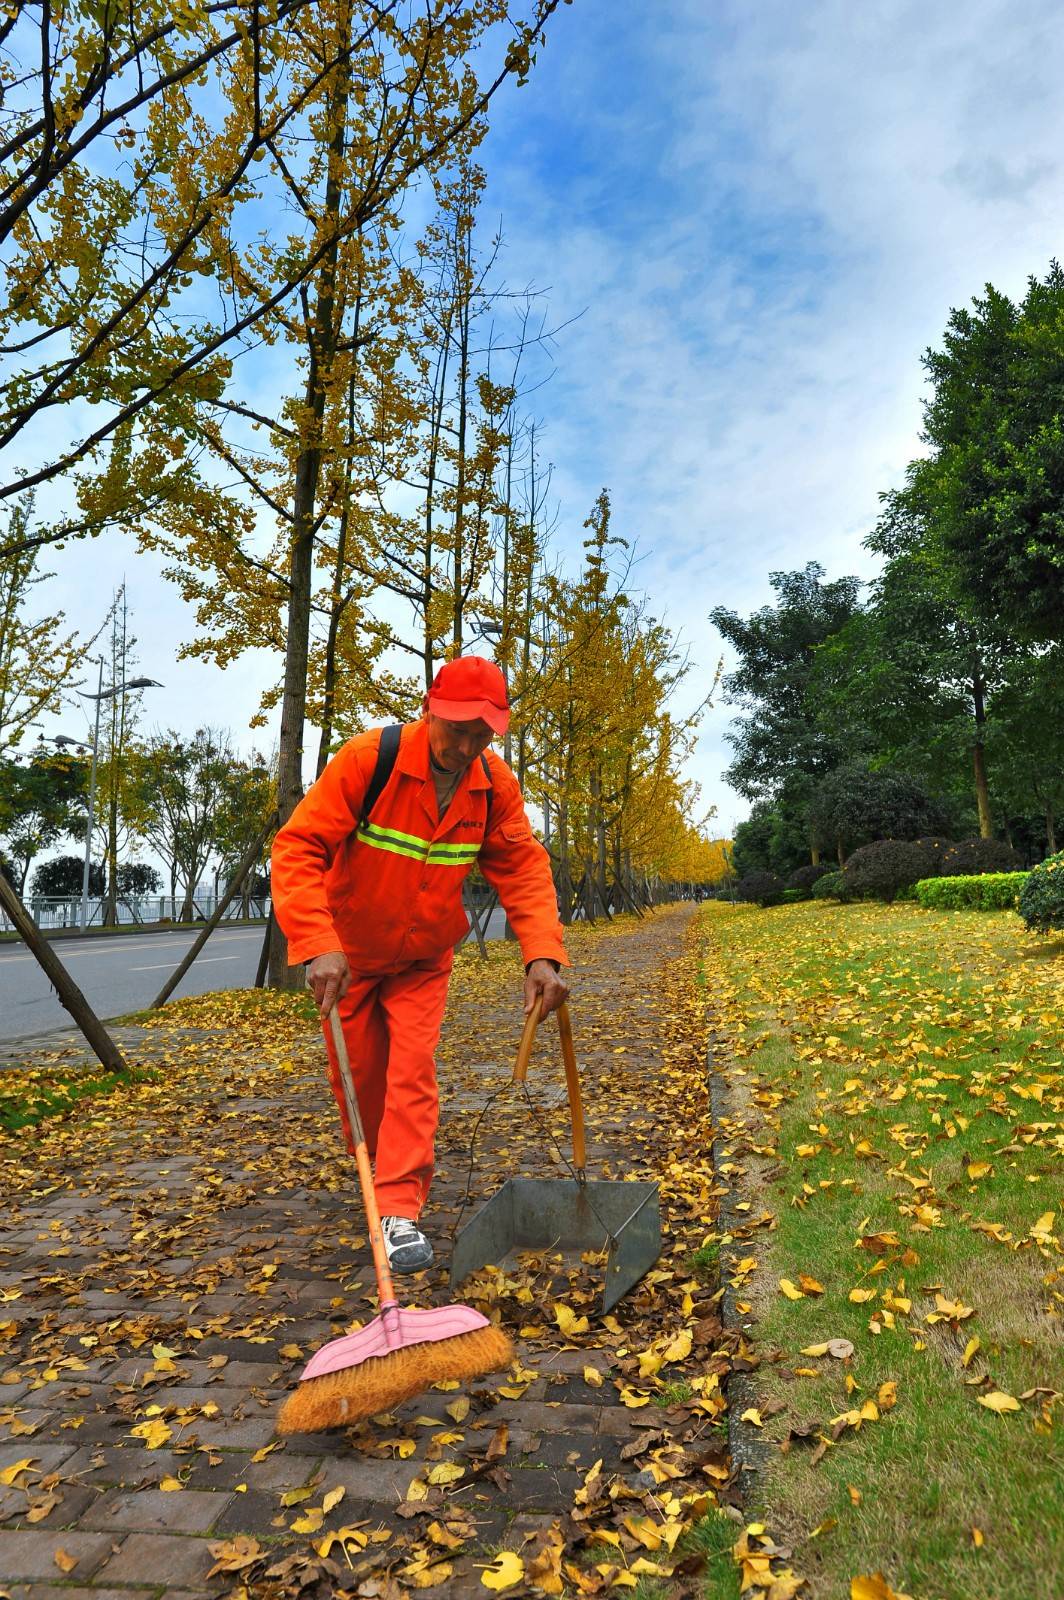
[329,1008,397,1308]
[513,998,587,1174]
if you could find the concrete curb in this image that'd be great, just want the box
[707,1032,772,1489]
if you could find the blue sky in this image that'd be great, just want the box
[33,0,1064,836]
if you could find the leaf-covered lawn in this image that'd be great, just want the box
[698,899,1063,1600]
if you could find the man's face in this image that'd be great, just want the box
[426,713,494,773]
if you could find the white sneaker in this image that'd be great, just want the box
[381,1215,434,1273]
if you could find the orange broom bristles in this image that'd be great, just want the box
[277,1322,513,1434]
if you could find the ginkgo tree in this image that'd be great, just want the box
[0,0,571,554]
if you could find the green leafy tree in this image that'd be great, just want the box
[812,550,1004,838]
[128,728,240,921]
[730,799,810,878]
[711,563,864,864]
[986,649,1064,855]
[806,764,948,866]
[711,563,864,804]
[0,504,85,756]
[0,749,87,892]
[884,263,1064,643]
[32,856,104,899]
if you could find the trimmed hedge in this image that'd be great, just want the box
[1018,851,1064,934]
[915,872,1029,912]
[811,870,847,900]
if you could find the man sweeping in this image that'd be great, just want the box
[271,656,570,1274]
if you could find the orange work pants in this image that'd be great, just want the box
[321,951,453,1220]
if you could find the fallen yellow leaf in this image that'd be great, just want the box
[480,1550,525,1590]
[977,1390,1020,1415]
[851,1575,914,1600]
[554,1304,590,1336]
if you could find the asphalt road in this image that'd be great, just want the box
[0,910,509,1045]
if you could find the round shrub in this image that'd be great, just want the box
[1018,851,1064,933]
[842,838,952,902]
[787,863,831,894]
[734,871,784,907]
[811,870,846,900]
[941,838,1023,876]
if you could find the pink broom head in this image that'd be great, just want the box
[298,1301,494,1383]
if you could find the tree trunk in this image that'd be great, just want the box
[971,654,993,839]
[557,796,572,926]
[1047,805,1057,856]
[811,843,821,866]
[104,788,119,926]
[153,823,274,1007]
[268,52,351,990]
[0,874,126,1071]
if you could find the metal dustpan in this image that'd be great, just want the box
[450,1000,660,1315]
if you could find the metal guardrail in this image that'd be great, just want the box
[0,893,271,934]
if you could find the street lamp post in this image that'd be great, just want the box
[77,668,163,931]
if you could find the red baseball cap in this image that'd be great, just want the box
[427,656,510,735]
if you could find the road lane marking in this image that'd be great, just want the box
[0,934,262,964]
[129,955,241,971]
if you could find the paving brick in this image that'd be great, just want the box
[3,1483,100,1530]
[0,1408,53,1436]
[269,1455,419,1504]
[474,1399,602,1432]
[595,1406,646,1437]
[461,1465,583,1511]
[536,1349,612,1376]
[156,1384,257,1410]
[78,1487,232,1535]
[0,1444,76,1475]
[171,1417,277,1450]
[0,1528,118,1580]
[5,1588,152,1600]
[95,1530,219,1587]
[206,1488,286,1537]
[184,1448,318,1493]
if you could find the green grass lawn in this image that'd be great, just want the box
[697,900,1063,1600]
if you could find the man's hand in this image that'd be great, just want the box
[306,949,351,1018]
[524,958,569,1018]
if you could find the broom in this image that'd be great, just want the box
[277,1007,513,1433]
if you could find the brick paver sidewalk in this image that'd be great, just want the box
[0,905,732,1598]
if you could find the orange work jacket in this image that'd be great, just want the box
[271,718,568,975]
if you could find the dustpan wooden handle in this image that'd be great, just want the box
[513,999,586,1174]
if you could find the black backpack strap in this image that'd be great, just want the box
[480,752,493,825]
[360,724,402,826]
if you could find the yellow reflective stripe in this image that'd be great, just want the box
[356,823,480,867]
[360,820,432,851]
[356,831,426,863]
